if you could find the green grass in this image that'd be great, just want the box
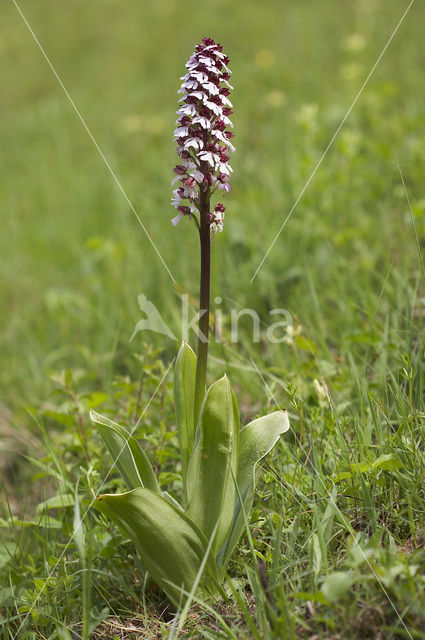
[1,0,425,637]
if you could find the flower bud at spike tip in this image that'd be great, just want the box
[171,37,235,236]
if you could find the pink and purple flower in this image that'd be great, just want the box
[171,37,234,237]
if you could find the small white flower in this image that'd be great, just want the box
[197,151,215,166]
[183,188,197,199]
[181,158,197,170]
[204,100,222,116]
[198,151,221,167]
[173,126,189,138]
[188,167,204,183]
[171,213,183,226]
[177,104,197,117]
[221,115,234,128]
[183,184,197,198]
[186,54,198,67]
[222,79,234,90]
[192,115,211,129]
[220,95,233,108]
[283,325,294,345]
[211,130,236,153]
[185,138,204,150]
[191,71,209,83]
[171,190,181,208]
[188,90,206,101]
[205,65,220,75]
[211,129,226,142]
[219,163,232,175]
[198,56,216,67]
[178,80,198,94]
[224,139,236,153]
[184,79,198,90]
[210,211,224,236]
[201,81,219,95]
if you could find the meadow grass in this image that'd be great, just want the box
[1,0,425,637]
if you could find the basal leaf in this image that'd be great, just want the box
[90,410,160,493]
[174,342,197,497]
[186,375,239,554]
[217,410,290,570]
[93,488,217,606]
[161,490,184,511]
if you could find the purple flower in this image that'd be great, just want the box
[171,37,235,236]
[210,203,226,236]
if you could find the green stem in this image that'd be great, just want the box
[194,176,211,426]
[82,556,91,640]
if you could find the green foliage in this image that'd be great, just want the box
[94,488,218,607]
[186,374,240,555]
[90,410,160,493]
[218,410,290,570]
[92,344,289,606]
[174,341,197,496]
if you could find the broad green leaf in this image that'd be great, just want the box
[36,493,75,513]
[6,516,62,529]
[90,410,160,493]
[349,462,369,474]
[321,571,354,602]
[186,375,239,554]
[371,453,402,472]
[334,455,402,482]
[93,488,217,606]
[161,490,184,511]
[174,342,197,492]
[217,411,290,570]
[310,532,322,577]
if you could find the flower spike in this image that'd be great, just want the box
[171,37,235,236]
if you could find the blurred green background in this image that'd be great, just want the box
[1,0,424,413]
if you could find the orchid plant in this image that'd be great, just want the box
[91,38,290,607]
